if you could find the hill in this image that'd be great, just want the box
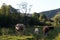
[40,8,60,18]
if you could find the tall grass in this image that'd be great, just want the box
[0,26,60,40]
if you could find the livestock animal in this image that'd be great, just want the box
[15,23,25,35]
[34,28,39,35]
[43,25,54,36]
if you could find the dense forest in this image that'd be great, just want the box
[0,3,60,28]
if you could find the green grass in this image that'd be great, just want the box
[44,27,60,40]
[0,26,60,40]
[53,33,60,40]
[0,35,33,40]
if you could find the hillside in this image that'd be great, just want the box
[40,8,60,18]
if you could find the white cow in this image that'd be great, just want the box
[15,23,25,35]
[34,28,39,35]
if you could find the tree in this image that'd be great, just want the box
[39,13,47,22]
[32,12,40,21]
[0,3,20,27]
[17,2,32,15]
[1,3,7,15]
[17,2,32,25]
[53,12,60,25]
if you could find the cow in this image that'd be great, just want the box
[15,23,25,35]
[34,27,39,35]
[43,25,54,36]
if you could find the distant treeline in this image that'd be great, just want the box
[0,3,60,28]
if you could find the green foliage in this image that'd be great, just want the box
[0,3,59,28]
[0,3,21,27]
[0,26,60,40]
[0,4,41,27]
[45,21,51,25]
[39,13,47,22]
[53,12,60,26]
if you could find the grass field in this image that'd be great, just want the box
[0,35,34,40]
[0,26,60,40]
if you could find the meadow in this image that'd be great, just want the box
[0,26,60,40]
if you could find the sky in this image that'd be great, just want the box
[0,0,60,13]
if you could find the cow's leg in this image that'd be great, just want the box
[43,32,47,40]
[15,30,19,36]
[22,30,25,35]
[20,30,25,36]
[15,29,21,36]
[19,30,24,36]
